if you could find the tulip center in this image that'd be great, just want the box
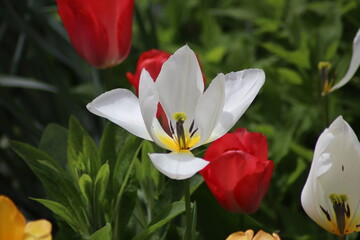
[319,193,359,236]
[158,112,200,151]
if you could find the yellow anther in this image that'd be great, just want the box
[340,194,348,202]
[329,194,348,204]
[318,61,331,71]
[173,112,187,122]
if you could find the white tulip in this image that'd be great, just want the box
[87,45,265,180]
[324,29,360,94]
[301,116,360,236]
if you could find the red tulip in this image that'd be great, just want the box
[200,128,274,214]
[56,0,134,69]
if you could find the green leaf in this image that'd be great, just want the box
[94,163,110,204]
[138,141,160,189]
[79,174,93,206]
[191,202,198,239]
[277,68,303,85]
[12,141,67,200]
[262,34,310,69]
[285,157,307,188]
[12,141,89,234]
[68,116,100,179]
[113,141,144,239]
[290,142,313,161]
[87,224,112,240]
[204,46,226,63]
[210,8,257,21]
[99,122,118,167]
[112,134,142,190]
[133,201,186,240]
[0,0,89,80]
[0,75,58,92]
[117,190,137,240]
[39,123,68,168]
[32,198,78,231]
[190,174,204,196]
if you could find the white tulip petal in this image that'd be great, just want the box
[139,69,172,150]
[330,29,360,92]
[301,116,360,235]
[301,151,333,232]
[194,74,225,147]
[86,89,152,141]
[149,152,209,180]
[209,69,265,141]
[155,45,204,129]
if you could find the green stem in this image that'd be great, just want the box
[338,235,348,240]
[321,94,330,127]
[184,179,192,240]
[91,67,102,95]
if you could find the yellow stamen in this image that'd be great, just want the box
[318,61,331,70]
[157,112,200,152]
[319,193,360,236]
[173,112,187,122]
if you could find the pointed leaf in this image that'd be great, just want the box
[133,201,186,240]
[68,116,100,179]
[79,174,93,206]
[87,224,112,240]
[94,164,110,204]
[112,134,142,189]
[39,123,68,168]
[32,198,78,231]
[0,75,58,92]
[11,141,88,233]
[99,122,118,167]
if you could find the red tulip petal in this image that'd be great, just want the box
[233,159,274,213]
[204,133,245,161]
[234,128,268,160]
[57,0,133,68]
[201,151,258,212]
[126,49,171,93]
[115,0,134,65]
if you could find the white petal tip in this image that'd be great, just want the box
[149,152,209,180]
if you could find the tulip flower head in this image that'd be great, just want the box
[200,128,274,214]
[87,45,265,180]
[301,116,360,237]
[56,0,134,68]
[126,49,207,134]
[0,195,52,240]
[226,229,280,240]
[322,29,360,95]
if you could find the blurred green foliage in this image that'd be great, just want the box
[1,0,360,239]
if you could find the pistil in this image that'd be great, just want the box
[173,112,188,150]
[330,194,350,235]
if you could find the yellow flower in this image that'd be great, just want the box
[0,195,52,240]
[226,229,280,240]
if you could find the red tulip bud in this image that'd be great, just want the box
[57,0,134,69]
[200,128,274,214]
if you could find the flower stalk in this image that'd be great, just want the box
[184,179,193,240]
[318,61,331,127]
